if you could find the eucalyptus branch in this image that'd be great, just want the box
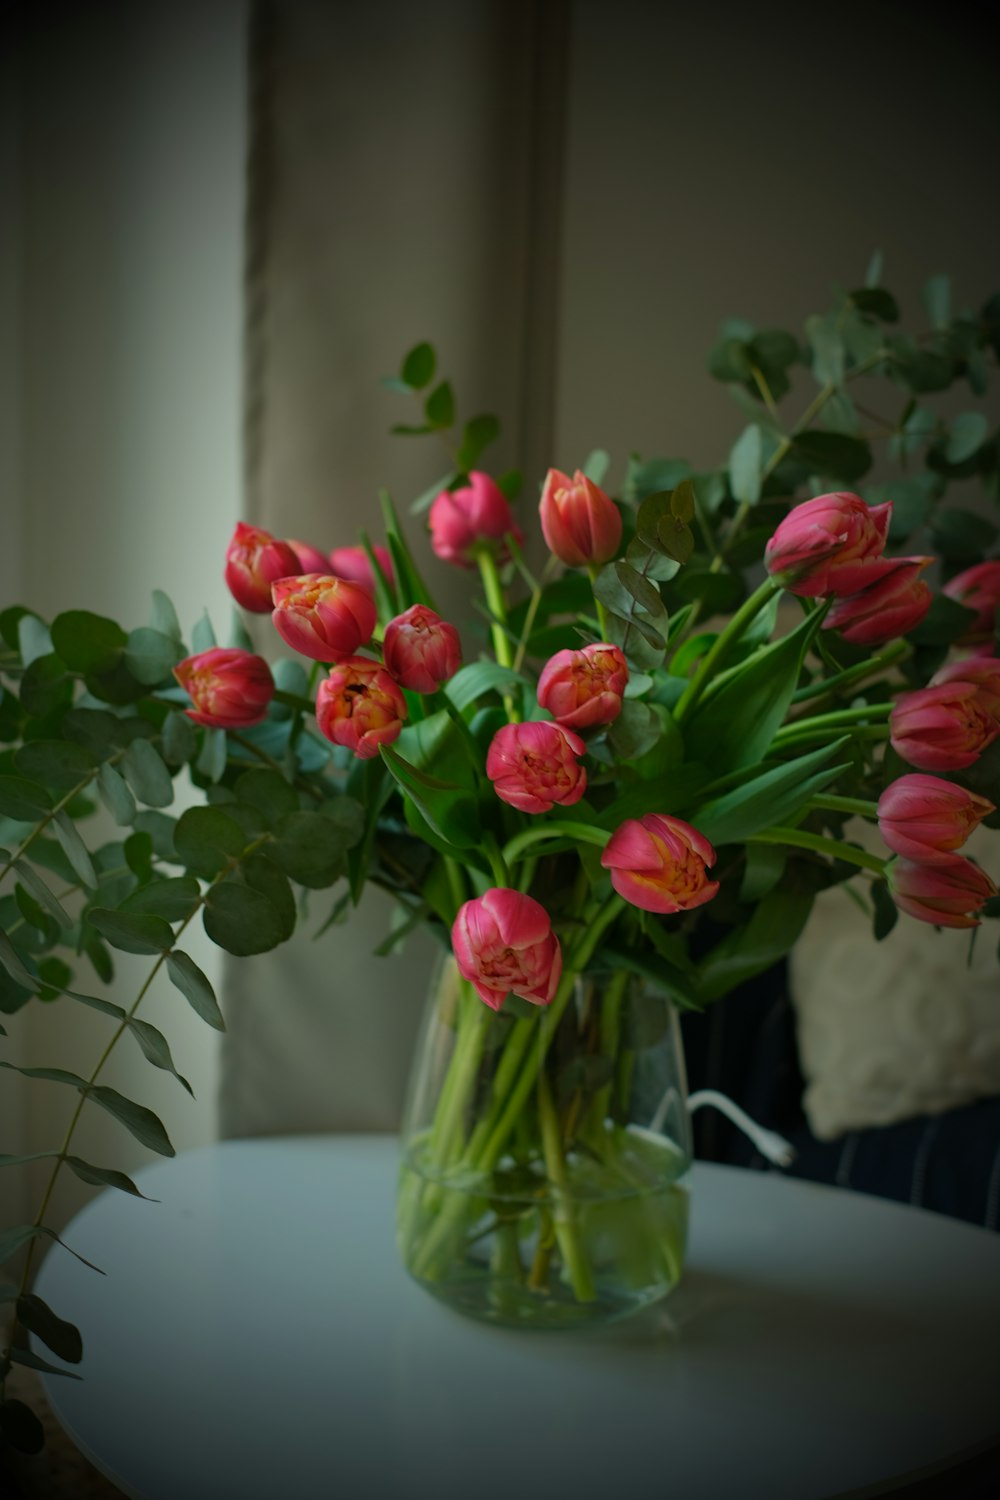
[0,748,129,889]
[1,838,269,1392]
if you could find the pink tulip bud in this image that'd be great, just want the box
[537,643,629,729]
[942,561,1000,644]
[877,774,995,863]
[328,544,396,596]
[451,888,562,1011]
[539,468,622,568]
[823,557,933,646]
[931,656,1000,719]
[288,539,332,575]
[763,492,892,598]
[383,604,462,694]
[601,814,719,915]
[886,854,998,929]
[224,522,302,613]
[486,721,587,814]
[173,647,275,729]
[428,471,523,568]
[271,574,376,662]
[314,655,407,759]
[889,679,1000,771]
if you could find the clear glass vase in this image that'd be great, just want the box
[396,956,692,1330]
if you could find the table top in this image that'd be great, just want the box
[33,1135,1000,1500]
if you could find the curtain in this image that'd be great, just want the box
[224,0,1000,1136]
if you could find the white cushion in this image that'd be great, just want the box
[789,824,1000,1140]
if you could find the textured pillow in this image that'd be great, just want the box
[789,823,1000,1140]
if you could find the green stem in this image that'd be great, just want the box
[537,1068,596,1302]
[476,548,513,671]
[502,820,610,868]
[512,555,559,674]
[483,834,510,888]
[673,576,782,724]
[475,896,626,1174]
[587,564,612,639]
[774,702,893,744]
[792,640,910,704]
[747,826,887,875]
[810,794,879,818]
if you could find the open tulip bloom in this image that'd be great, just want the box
[3,321,999,1373]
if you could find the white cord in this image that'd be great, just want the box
[687,1088,797,1169]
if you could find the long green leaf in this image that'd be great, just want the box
[379,746,479,850]
[166,949,225,1030]
[688,739,850,846]
[683,608,824,772]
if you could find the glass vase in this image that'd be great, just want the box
[396,956,692,1330]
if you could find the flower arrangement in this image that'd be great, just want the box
[2,265,999,1434]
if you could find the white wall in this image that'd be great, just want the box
[2,0,247,1232]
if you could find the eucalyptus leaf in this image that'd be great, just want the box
[944,412,988,464]
[50,610,126,674]
[97,761,137,826]
[0,775,52,822]
[204,879,290,956]
[166,948,225,1030]
[53,810,97,889]
[17,614,53,668]
[445,661,524,712]
[8,1348,83,1381]
[195,725,228,783]
[120,875,201,921]
[150,589,183,643]
[12,861,72,927]
[173,805,248,877]
[64,1155,154,1197]
[401,341,436,389]
[89,1084,174,1155]
[16,1292,83,1363]
[122,739,174,808]
[728,424,764,504]
[191,612,217,653]
[128,1017,193,1094]
[87,907,174,955]
[124,626,183,686]
[162,710,198,766]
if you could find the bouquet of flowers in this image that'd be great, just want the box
[2,267,999,1441]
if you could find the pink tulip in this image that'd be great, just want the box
[271,574,376,662]
[889,680,1000,770]
[601,814,719,915]
[763,492,892,598]
[428,471,523,568]
[823,557,933,646]
[877,774,995,863]
[943,560,1000,644]
[486,721,587,814]
[328,544,396,596]
[887,854,998,930]
[224,522,302,614]
[173,648,275,729]
[539,468,623,568]
[451,889,562,1011]
[931,657,1000,720]
[382,604,462,694]
[288,539,332,575]
[314,655,407,759]
[537,643,629,730]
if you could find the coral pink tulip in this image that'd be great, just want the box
[314,656,407,759]
[328,544,396,596]
[173,648,275,729]
[224,522,302,614]
[383,604,461,694]
[288,539,331,575]
[428,472,523,568]
[877,774,994,863]
[889,680,1000,771]
[539,468,622,568]
[601,814,719,915]
[486,721,587,814]
[931,657,1000,719]
[452,889,562,1011]
[537,643,629,730]
[943,560,1000,644]
[763,493,891,598]
[887,855,998,929]
[823,557,933,646]
[271,574,376,662]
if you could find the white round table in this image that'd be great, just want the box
[33,1136,1000,1500]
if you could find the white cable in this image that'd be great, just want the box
[687,1088,797,1168]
